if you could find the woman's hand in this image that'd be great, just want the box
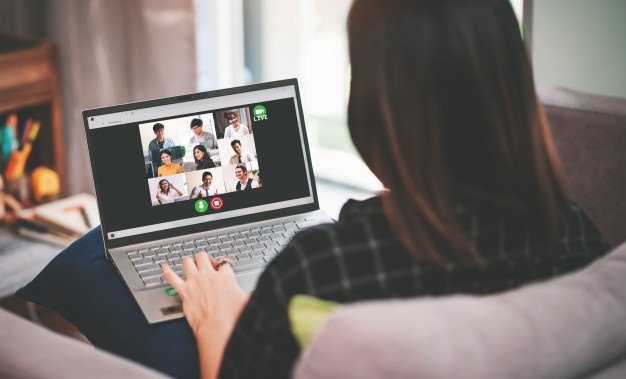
[162,253,250,379]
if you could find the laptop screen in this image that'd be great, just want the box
[83,80,318,248]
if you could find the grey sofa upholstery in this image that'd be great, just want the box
[540,87,626,246]
[0,307,169,379]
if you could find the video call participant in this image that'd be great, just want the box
[228,139,255,164]
[157,149,183,177]
[148,123,176,151]
[193,145,216,170]
[234,165,259,191]
[189,171,219,199]
[189,118,217,148]
[223,111,250,138]
[155,179,182,205]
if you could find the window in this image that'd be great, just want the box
[200,0,529,194]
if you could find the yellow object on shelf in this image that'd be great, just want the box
[31,166,60,203]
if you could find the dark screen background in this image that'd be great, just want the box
[88,97,312,238]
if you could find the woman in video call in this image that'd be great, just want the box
[193,144,216,170]
[155,179,182,205]
[223,111,250,138]
[157,149,183,177]
[158,1,612,378]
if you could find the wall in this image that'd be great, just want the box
[532,0,626,99]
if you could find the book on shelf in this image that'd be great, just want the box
[16,193,98,246]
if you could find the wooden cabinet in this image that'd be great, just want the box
[0,33,66,194]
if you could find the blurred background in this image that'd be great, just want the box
[1,0,625,217]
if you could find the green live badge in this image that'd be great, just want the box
[253,105,267,120]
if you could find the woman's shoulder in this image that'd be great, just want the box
[269,196,394,264]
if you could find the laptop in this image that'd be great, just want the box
[82,79,331,323]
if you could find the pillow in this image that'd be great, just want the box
[288,295,339,350]
[16,226,199,379]
[293,241,626,379]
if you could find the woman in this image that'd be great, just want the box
[155,179,182,204]
[157,149,183,177]
[223,111,250,138]
[163,1,610,378]
[193,144,216,170]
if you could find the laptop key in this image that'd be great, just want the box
[263,248,278,256]
[232,241,245,248]
[179,250,193,258]
[133,258,154,267]
[237,253,251,260]
[153,255,167,264]
[140,269,163,279]
[250,243,265,251]
[238,246,253,254]
[276,239,290,246]
[250,251,264,258]
[233,256,266,270]
[143,277,162,287]
[167,251,181,259]
[128,252,142,261]
[212,251,226,259]
[183,243,195,250]
[264,241,279,248]
[170,245,183,253]
[136,263,160,273]
[143,250,157,258]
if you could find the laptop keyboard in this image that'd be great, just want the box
[126,218,318,287]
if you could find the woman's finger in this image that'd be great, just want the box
[215,257,235,273]
[161,263,185,292]
[195,251,214,272]
[181,256,198,275]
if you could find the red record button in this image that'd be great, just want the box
[209,196,224,210]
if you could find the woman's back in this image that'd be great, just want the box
[220,196,609,378]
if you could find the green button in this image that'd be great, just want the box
[253,105,267,117]
[165,288,178,296]
[195,199,208,213]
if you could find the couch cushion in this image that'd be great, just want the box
[540,87,626,246]
[15,226,199,379]
[293,241,626,379]
[0,307,169,379]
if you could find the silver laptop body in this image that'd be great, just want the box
[83,79,331,323]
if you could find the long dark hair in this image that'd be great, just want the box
[347,0,566,266]
[193,145,215,169]
[158,179,170,195]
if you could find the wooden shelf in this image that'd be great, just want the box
[0,33,66,194]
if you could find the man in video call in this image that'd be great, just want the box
[234,165,259,191]
[189,171,219,199]
[148,123,176,151]
[189,118,217,148]
[229,139,255,164]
